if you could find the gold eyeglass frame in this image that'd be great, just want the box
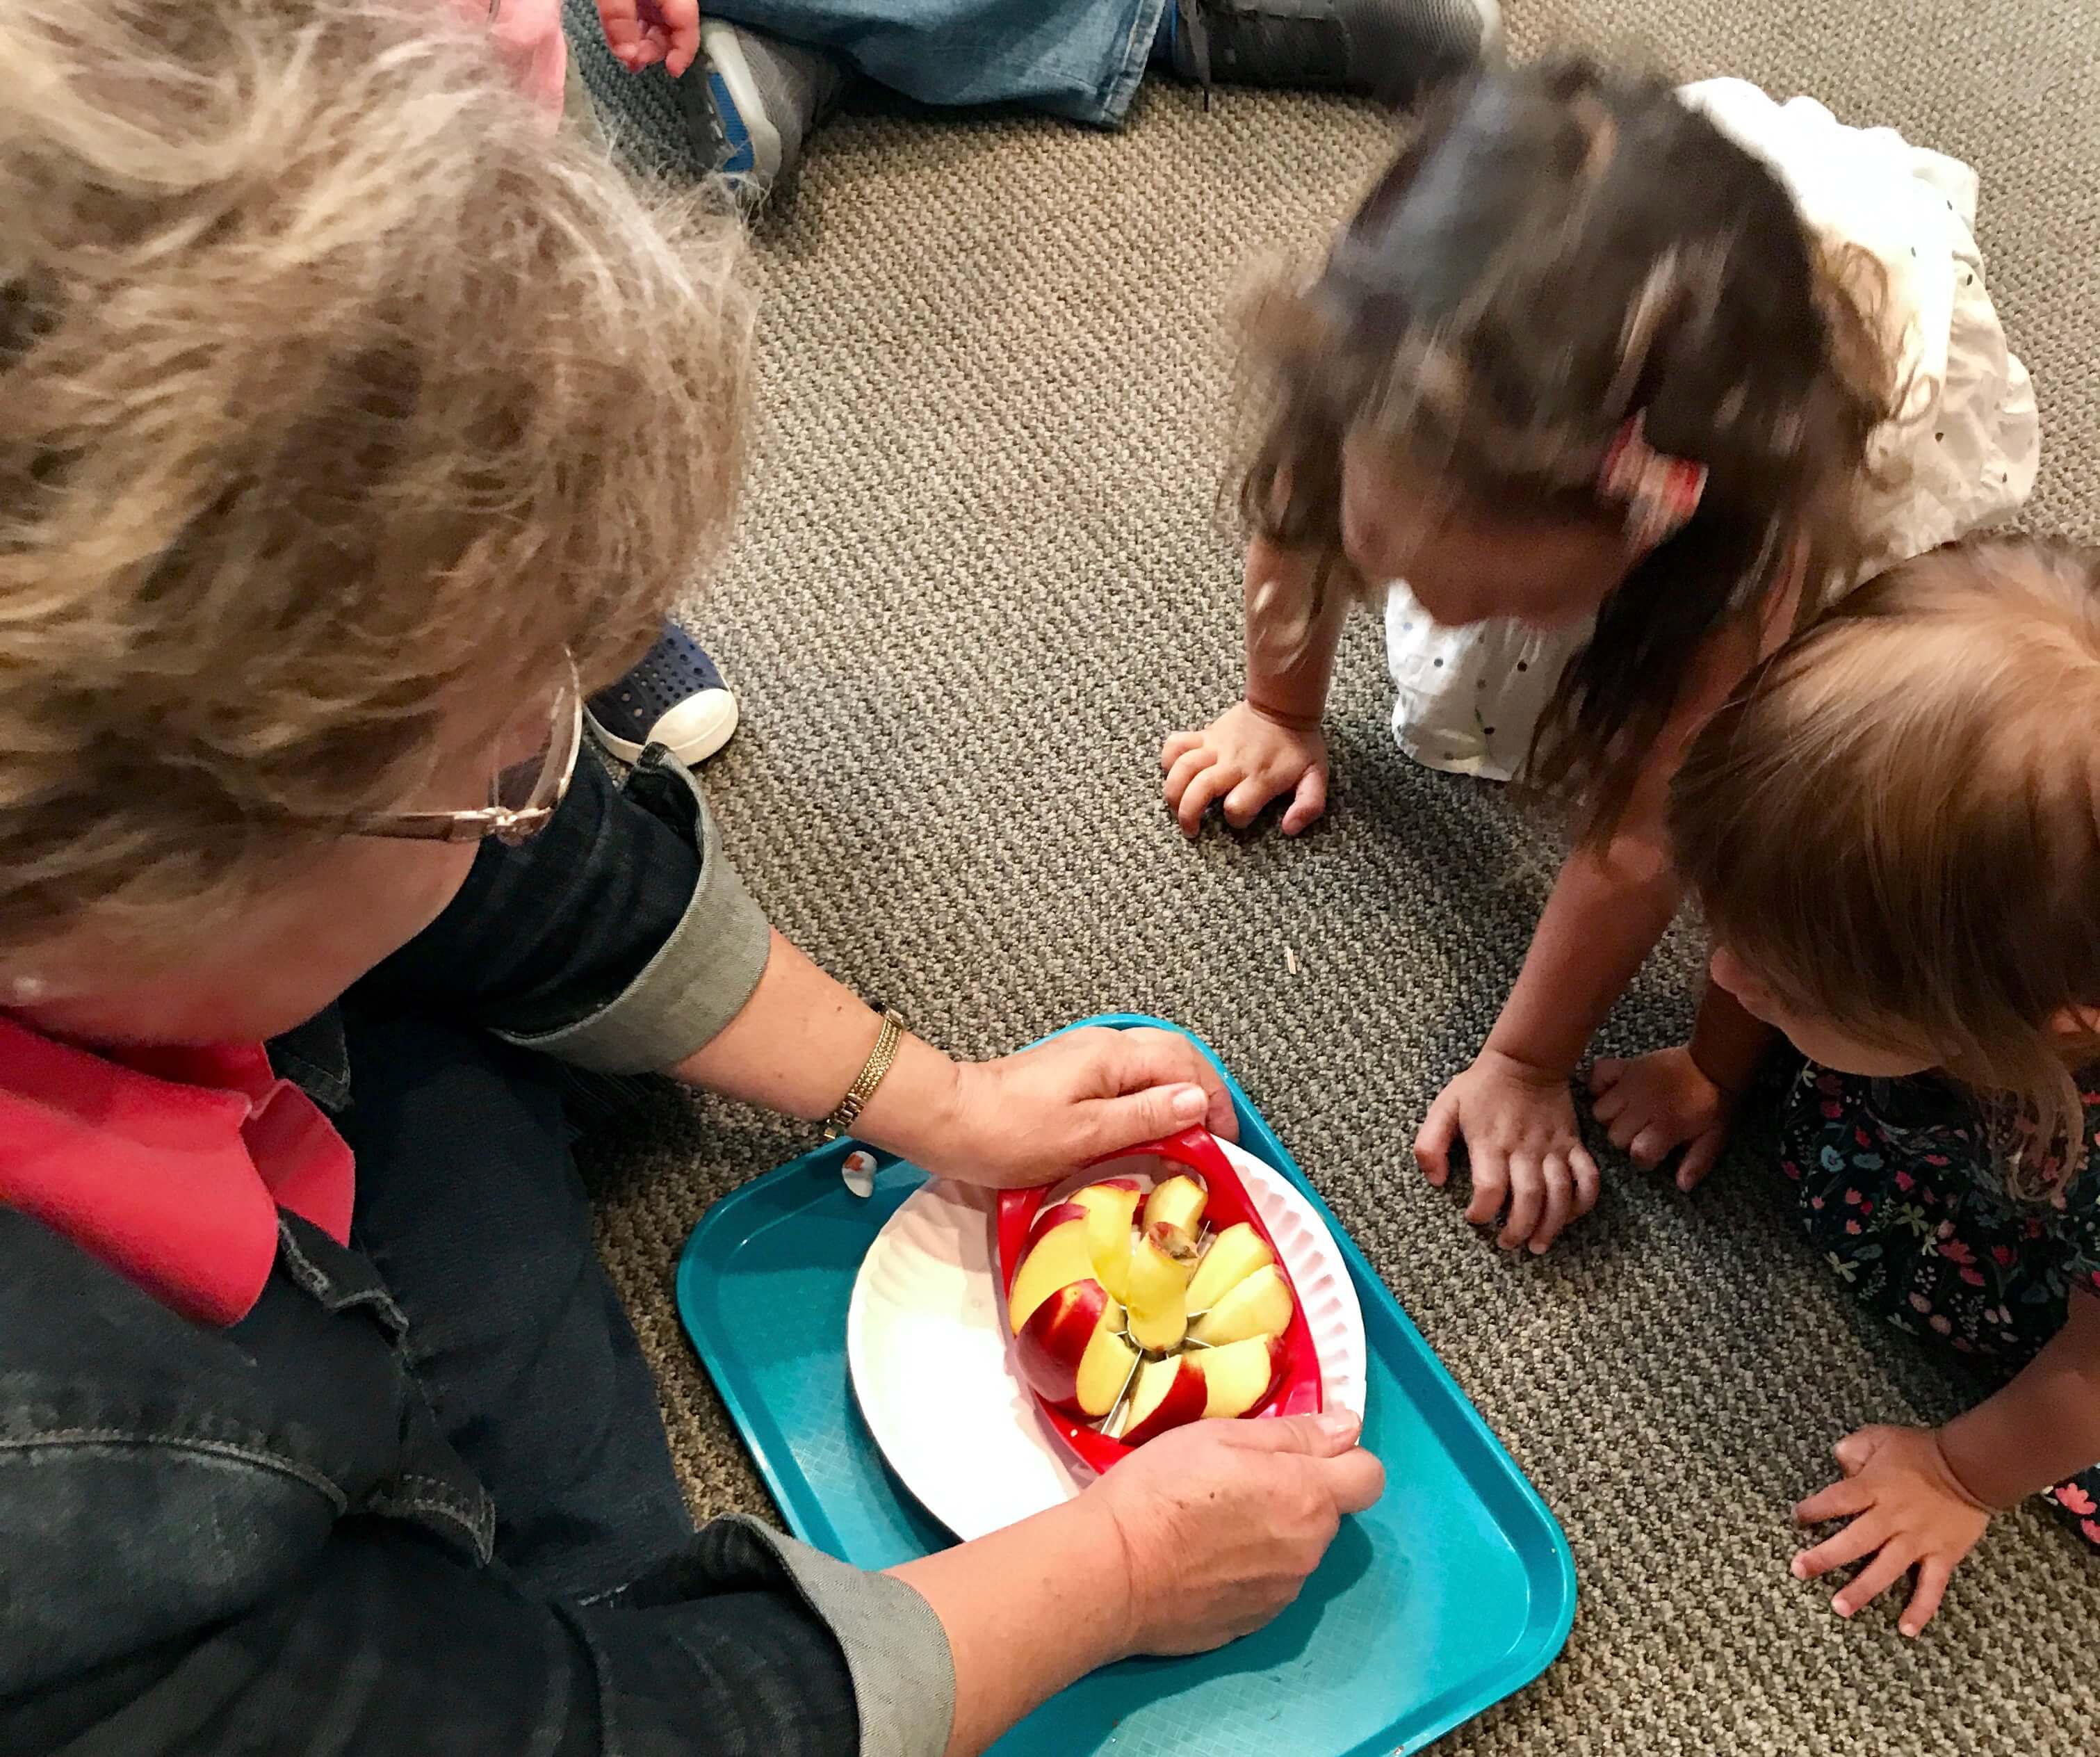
[347,656,583,848]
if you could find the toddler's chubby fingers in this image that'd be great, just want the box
[1793,1473,1874,1528]
[1222,772,1285,829]
[1163,745,1213,809]
[1497,1152,1543,1248]
[654,0,703,77]
[1830,1544,1915,1619]
[1677,1131,1723,1192]
[1793,1511,1887,1580]
[1899,1558,1953,1638]
[1529,1155,1574,1253]
[1160,728,1203,772]
[1627,1124,1670,1170]
[1588,1066,1628,1125]
[1278,764,1327,836]
[1570,1144,1602,1220]
[1175,762,1242,838]
[1463,1144,1511,1230]
[1413,1097,1458,1189]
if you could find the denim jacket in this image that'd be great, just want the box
[0,751,956,1757]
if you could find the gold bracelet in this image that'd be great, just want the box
[823,1009,908,1141]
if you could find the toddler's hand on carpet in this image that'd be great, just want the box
[1587,1046,1736,1191]
[1161,702,1328,839]
[1415,1051,1601,1254]
[1792,1424,1992,1637]
[922,1026,1238,1188]
[594,0,700,76]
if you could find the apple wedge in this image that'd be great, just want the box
[1073,1181,1143,1304]
[1141,1173,1208,1248]
[1118,1355,1207,1444]
[1185,1221,1275,1315]
[1189,1333,1288,1418]
[1187,1263,1294,1348]
[1071,1307,1142,1419]
[1014,1280,1140,1416]
[1006,1209,1095,1332]
[1123,1221,1196,1353]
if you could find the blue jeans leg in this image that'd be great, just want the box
[710,0,1168,124]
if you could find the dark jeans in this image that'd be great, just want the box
[339,1003,695,1603]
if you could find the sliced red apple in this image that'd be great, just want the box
[1123,1222,1195,1353]
[1014,1280,1139,1416]
[1007,1214,1095,1332]
[1190,1333,1288,1418]
[1185,1221,1275,1315]
[1118,1355,1208,1444]
[1075,1182,1143,1304]
[1071,1308,1142,1419]
[1187,1263,1294,1348]
[1141,1173,1209,1248]
[1025,1197,1090,1242]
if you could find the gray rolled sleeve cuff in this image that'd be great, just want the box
[727,1516,958,1757]
[494,759,771,1076]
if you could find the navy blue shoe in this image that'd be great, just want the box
[585,622,740,766]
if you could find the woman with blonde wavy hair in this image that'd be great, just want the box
[0,6,1378,1754]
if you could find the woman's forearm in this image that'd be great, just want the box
[890,1498,1133,1757]
[671,929,963,1154]
[1243,537,1351,729]
[1486,830,1682,1076]
[1937,1290,2100,1507]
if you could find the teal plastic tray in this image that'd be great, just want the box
[676,1015,1574,1756]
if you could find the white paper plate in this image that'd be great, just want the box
[846,1137,1368,1541]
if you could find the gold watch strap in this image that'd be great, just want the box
[823,1009,908,1141]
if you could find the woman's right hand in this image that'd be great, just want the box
[1160,702,1329,839]
[1090,1411,1383,1655]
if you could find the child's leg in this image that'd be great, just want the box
[1777,1063,2100,1544]
[2044,1468,2100,1550]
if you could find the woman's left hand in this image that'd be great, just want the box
[908,1026,1238,1188]
[1791,1424,1993,1636]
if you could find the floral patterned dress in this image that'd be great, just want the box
[1779,1061,2100,1548]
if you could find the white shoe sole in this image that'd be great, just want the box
[700,20,783,188]
[587,688,740,767]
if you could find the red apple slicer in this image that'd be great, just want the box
[994,1127,1324,1476]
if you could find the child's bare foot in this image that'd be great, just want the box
[1160,701,1328,839]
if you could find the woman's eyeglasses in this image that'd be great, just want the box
[349,657,583,848]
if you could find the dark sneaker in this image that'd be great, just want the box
[585,622,740,766]
[674,18,849,204]
[1163,0,1499,102]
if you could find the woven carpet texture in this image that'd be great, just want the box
[573,2,2100,1751]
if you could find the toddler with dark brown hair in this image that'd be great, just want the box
[1164,59,2035,1254]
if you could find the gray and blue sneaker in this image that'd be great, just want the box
[586,621,740,766]
[674,19,849,203]
[1161,0,1500,102]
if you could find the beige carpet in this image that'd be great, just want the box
[574,3,2100,1750]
